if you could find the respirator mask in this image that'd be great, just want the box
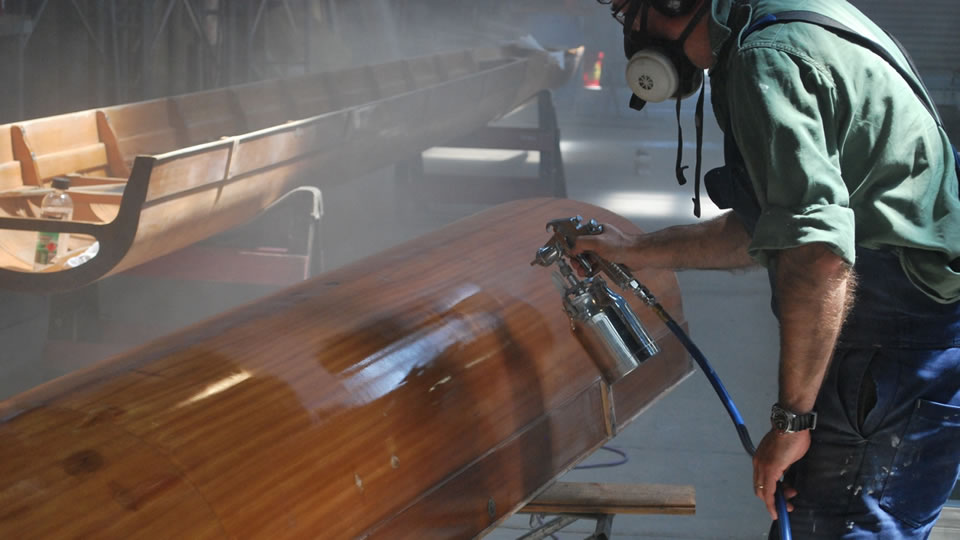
[613,0,708,110]
[602,0,711,216]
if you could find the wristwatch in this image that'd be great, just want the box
[770,403,817,434]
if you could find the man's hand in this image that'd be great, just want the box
[569,222,634,275]
[753,428,809,520]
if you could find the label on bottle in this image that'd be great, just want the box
[34,231,60,266]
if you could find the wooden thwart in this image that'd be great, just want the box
[522,482,696,516]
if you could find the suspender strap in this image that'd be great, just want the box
[744,11,943,127]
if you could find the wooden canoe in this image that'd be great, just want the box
[0,198,693,539]
[0,44,580,293]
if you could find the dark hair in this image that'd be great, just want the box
[598,0,701,17]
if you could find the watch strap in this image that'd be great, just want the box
[772,403,817,433]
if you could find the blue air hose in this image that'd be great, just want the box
[649,303,793,540]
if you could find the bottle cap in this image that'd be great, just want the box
[51,177,70,190]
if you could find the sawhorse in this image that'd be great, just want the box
[515,482,695,540]
[395,89,567,215]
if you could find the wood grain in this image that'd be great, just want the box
[0,198,691,539]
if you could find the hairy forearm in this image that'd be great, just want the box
[775,244,855,412]
[620,211,756,270]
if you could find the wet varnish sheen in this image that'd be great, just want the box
[0,198,692,539]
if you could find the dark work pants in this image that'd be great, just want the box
[771,250,960,539]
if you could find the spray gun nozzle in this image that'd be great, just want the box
[533,216,662,384]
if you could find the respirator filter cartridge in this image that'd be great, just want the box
[625,48,703,103]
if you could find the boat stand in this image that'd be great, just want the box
[42,186,324,375]
[123,185,325,284]
[517,513,613,540]
[512,481,695,540]
[396,89,567,215]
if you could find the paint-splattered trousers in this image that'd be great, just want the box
[772,250,960,539]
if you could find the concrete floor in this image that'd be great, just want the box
[1,84,955,538]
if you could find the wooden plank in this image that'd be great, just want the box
[68,190,123,206]
[144,144,231,202]
[0,161,23,192]
[34,143,108,180]
[64,174,127,187]
[0,123,15,163]
[231,80,296,131]
[371,59,415,98]
[407,56,443,88]
[14,111,99,154]
[438,50,477,80]
[521,482,696,516]
[0,186,52,199]
[331,66,381,108]
[12,110,112,184]
[175,89,243,146]
[284,72,339,118]
[101,99,184,159]
[365,384,610,539]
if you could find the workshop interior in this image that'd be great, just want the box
[0,1,957,538]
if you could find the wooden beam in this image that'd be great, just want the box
[11,125,40,186]
[96,110,132,178]
[521,482,696,516]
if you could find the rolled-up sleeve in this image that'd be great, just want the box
[728,45,856,267]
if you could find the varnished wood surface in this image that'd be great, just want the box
[0,45,581,291]
[0,198,691,539]
[522,481,696,515]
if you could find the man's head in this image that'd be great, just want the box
[598,0,714,108]
[600,0,716,217]
[602,0,715,69]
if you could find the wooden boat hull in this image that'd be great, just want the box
[0,44,581,292]
[0,198,693,539]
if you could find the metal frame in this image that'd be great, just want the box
[518,513,615,540]
[46,184,324,344]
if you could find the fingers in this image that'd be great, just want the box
[569,234,601,257]
[779,484,797,513]
[763,478,778,520]
[753,455,785,520]
[752,463,778,519]
[568,221,627,263]
[753,429,811,521]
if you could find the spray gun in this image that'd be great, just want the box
[531,215,794,540]
[530,215,660,384]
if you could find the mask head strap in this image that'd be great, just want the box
[676,0,711,44]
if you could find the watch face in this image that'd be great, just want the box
[771,407,792,432]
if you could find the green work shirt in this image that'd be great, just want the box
[707,0,960,302]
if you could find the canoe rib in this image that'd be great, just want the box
[0,44,581,292]
[0,198,693,539]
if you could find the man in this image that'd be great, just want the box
[575,0,960,538]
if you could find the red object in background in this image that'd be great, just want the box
[582,51,604,90]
